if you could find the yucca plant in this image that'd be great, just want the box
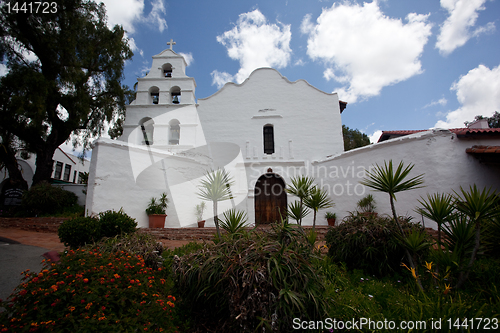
[360,160,424,289]
[287,200,310,224]
[220,208,248,235]
[415,192,455,247]
[442,213,475,262]
[396,229,431,266]
[197,168,234,237]
[483,216,500,256]
[303,186,334,232]
[453,185,499,288]
[286,176,315,225]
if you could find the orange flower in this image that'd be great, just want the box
[83,278,89,283]
[443,284,452,295]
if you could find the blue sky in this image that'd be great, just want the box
[4,0,500,145]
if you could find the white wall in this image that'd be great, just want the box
[314,129,500,229]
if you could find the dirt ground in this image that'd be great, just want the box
[0,227,196,252]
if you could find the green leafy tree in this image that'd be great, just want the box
[0,132,28,189]
[464,111,500,128]
[286,176,314,225]
[342,125,371,151]
[197,168,234,238]
[0,0,133,185]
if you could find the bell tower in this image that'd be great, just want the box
[120,40,203,149]
[133,39,197,106]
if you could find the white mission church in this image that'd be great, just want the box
[86,42,500,229]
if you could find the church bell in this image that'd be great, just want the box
[172,95,179,104]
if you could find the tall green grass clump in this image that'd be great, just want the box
[173,221,326,332]
[325,213,426,276]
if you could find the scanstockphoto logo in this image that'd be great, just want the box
[125,109,249,227]
[247,161,376,197]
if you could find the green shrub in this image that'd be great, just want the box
[173,225,326,332]
[58,216,101,249]
[0,248,177,332]
[21,181,78,216]
[98,209,137,238]
[58,210,137,249]
[325,213,423,276]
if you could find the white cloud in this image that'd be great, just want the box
[294,59,305,66]
[179,52,194,66]
[100,0,144,33]
[214,9,292,85]
[100,0,167,33]
[144,0,168,32]
[211,70,234,89]
[303,2,432,103]
[436,0,493,55]
[369,130,383,144]
[423,97,447,109]
[434,64,500,128]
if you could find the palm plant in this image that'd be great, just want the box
[286,176,314,225]
[453,185,499,288]
[360,160,424,237]
[220,209,248,235]
[415,192,454,246]
[303,186,334,232]
[197,168,234,238]
[287,200,310,224]
[360,160,424,289]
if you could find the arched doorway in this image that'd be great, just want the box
[254,171,287,224]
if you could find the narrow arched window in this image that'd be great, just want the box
[263,125,274,154]
[169,119,180,145]
[139,118,154,145]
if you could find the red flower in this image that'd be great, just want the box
[83,278,89,283]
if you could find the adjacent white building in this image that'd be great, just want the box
[0,147,90,205]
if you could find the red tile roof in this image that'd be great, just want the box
[465,145,500,154]
[377,128,500,142]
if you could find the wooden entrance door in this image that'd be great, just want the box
[254,173,287,224]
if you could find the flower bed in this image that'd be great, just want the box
[0,248,178,332]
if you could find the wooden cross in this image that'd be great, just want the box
[167,39,176,50]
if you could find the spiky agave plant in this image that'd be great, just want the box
[220,208,248,235]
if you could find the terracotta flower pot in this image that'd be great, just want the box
[327,218,336,226]
[148,214,166,228]
[197,220,205,228]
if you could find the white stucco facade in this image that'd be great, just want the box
[86,46,500,229]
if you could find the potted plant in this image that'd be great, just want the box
[146,193,168,228]
[357,194,377,217]
[324,211,337,226]
[195,202,206,228]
